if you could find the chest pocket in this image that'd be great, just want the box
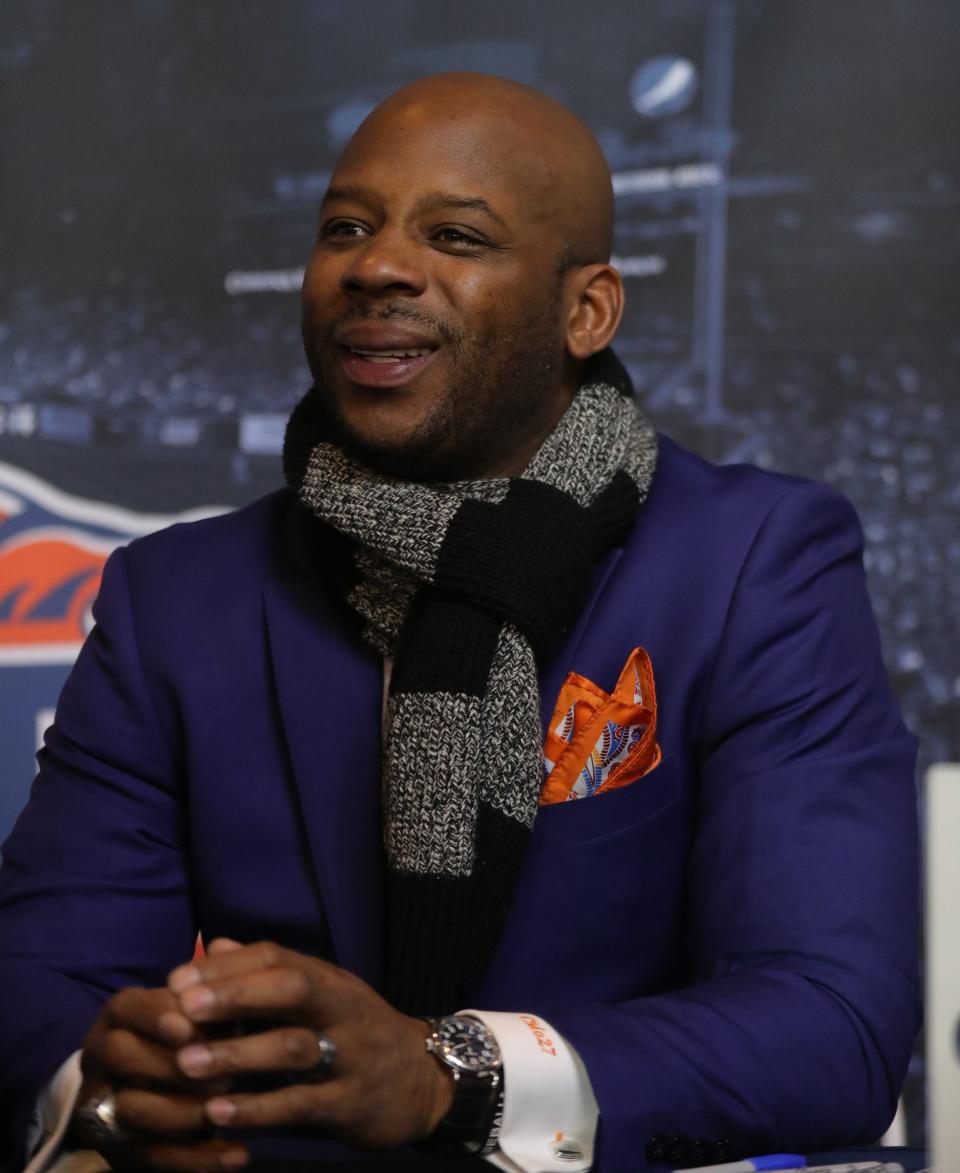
[531,755,680,851]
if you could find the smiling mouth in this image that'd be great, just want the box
[337,344,440,389]
[343,346,435,364]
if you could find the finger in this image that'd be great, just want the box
[105,987,199,1047]
[131,1138,249,1172]
[175,966,340,1027]
[168,940,297,993]
[169,941,344,998]
[87,1027,193,1088]
[206,937,243,956]
[114,1086,213,1135]
[176,1026,337,1081]
[204,1080,348,1130]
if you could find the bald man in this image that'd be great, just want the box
[0,75,918,1173]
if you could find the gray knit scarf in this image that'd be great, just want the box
[283,349,658,1014]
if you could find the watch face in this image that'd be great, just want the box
[435,1016,502,1073]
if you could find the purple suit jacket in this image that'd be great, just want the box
[0,436,920,1170]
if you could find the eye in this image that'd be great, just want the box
[319,219,369,242]
[432,226,488,250]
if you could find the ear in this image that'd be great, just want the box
[563,264,624,360]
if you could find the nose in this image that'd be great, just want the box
[339,228,427,298]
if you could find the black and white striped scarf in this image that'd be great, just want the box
[283,350,658,1015]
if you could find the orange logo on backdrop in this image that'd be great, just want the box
[0,535,107,647]
[0,462,225,665]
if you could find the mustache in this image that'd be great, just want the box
[331,303,465,346]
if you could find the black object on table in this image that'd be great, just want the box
[247,1155,487,1172]
[245,1144,929,1172]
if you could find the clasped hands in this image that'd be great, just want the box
[72,939,454,1171]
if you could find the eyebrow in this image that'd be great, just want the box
[321,185,507,229]
[414,192,507,229]
[320,184,376,210]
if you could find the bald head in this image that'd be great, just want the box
[340,72,615,268]
[302,72,624,481]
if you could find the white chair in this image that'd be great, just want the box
[924,762,960,1165]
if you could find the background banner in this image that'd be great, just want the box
[2,0,957,1134]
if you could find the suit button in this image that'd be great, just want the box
[645,1132,737,1167]
[645,1135,669,1163]
[665,1135,690,1166]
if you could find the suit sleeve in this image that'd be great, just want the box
[547,482,921,1169]
[0,546,196,1168]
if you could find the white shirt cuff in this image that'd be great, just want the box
[24,1051,109,1173]
[460,1009,598,1173]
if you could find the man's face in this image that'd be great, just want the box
[300,107,575,481]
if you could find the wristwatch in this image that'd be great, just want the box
[423,1014,504,1154]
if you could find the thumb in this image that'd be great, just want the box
[207,937,244,956]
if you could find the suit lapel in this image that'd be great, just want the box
[539,546,624,738]
[263,576,384,989]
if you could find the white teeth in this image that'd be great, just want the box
[349,347,432,361]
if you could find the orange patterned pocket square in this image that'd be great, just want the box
[541,646,661,805]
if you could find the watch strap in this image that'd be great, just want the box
[430,1068,501,1151]
[421,1016,503,1153]
[478,1085,505,1157]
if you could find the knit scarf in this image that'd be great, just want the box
[282,349,658,1015]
